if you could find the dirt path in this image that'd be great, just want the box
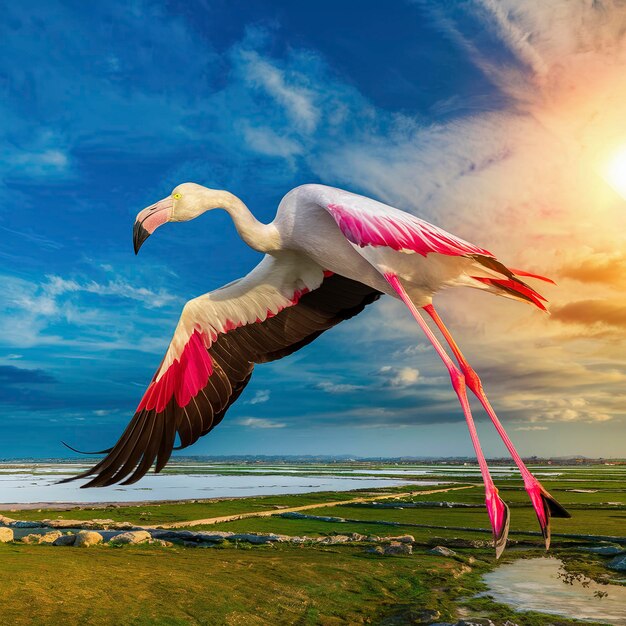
[158,485,475,529]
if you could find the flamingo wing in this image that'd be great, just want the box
[309,186,550,310]
[65,255,380,487]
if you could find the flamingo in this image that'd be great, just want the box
[65,182,570,556]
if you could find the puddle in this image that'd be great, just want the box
[481,557,626,625]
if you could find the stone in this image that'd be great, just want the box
[318,535,351,544]
[388,535,414,544]
[607,555,626,571]
[429,546,457,557]
[457,619,496,626]
[0,528,14,542]
[349,533,367,541]
[39,531,62,544]
[383,542,412,556]
[0,515,16,525]
[365,546,384,555]
[412,609,441,623]
[53,534,77,546]
[109,530,152,545]
[578,545,624,556]
[149,539,174,547]
[11,521,43,529]
[73,530,103,547]
[21,533,42,544]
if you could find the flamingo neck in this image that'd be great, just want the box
[212,191,280,253]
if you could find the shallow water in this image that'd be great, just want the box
[0,467,429,504]
[482,557,626,625]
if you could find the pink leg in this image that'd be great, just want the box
[385,274,510,558]
[423,304,571,549]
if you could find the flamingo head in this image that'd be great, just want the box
[133,182,220,254]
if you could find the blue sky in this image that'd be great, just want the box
[1,0,625,459]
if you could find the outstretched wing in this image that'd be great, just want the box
[67,254,380,487]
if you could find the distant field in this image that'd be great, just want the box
[0,462,623,625]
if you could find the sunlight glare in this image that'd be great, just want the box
[603,146,626,200]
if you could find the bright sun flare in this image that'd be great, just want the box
[603,146,626,200]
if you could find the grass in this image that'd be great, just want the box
[0,542,470,626]
[1,463,624,625]
[0,542,605,626]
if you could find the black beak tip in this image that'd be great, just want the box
[133,221,150,255]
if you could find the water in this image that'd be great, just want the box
[0,465,429,505]
[482,557,626,625]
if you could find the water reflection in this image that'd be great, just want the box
[481,557,626,625]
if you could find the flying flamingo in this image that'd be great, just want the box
[65,182,570,556]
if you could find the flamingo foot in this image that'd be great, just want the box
[485,489,510,559]
[524,475,571,549]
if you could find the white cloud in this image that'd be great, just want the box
[379,365,421,387]
[243,125,303,158]
[44,275,178,309]
[515,426,548,431]
[315,381,364,394]
[246,389,271,405]
[238,417,286,429]
[240,49,319,133]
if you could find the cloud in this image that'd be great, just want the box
[559,250,626,289]
[242,125,303,158]
[515,426,548,431]
[315,381,364,394]
[379,365,420,387]
[44,275,179,309]
[246,389,271,405]
[0,365,56,384]
[551,299,626,330]
[239,48,319,133]
[237,417,286,429]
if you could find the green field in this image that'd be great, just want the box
[0,463,624,625]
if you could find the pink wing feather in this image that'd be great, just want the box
[326,202,493,258]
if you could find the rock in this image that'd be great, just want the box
[318,535,351,544]
[39,531,62,544]
[21,533,43,544]
[383,542,413,556]
[429,546,457,557]
[457,619,496,626]
[149,539,173,547]
[0,528,14,542]
[578,545,624,556]
[349,533,367,542]
[73,530,103,547]
[231,533,279,544]
[53,534,77,546]
[412,609,441,623]
[365,546,384,555]
[607,555,626,571]
[11,521,43,529]
[388,535,414,544]
[366,535,381,542]
[109,530,152,545]
[0,514,16,525]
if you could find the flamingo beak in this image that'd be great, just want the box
[133,197,174,254]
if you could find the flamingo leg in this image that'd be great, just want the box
[384,274,510,558]
[422,303,571,549]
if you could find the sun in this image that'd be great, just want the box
[603,146,626,200]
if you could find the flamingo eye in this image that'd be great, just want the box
[173,193,182,199]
